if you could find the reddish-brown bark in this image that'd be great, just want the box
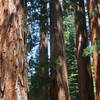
[50,0,70,100]
[89,0,100,100]
[75,0,95,100]
[0,0,28,100]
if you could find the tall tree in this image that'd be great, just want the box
[0,0,28,100]
[50,0,71,100]
[89,0,100,99]
[75,0,95,100]
[39,0,49,100]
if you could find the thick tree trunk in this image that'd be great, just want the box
[0,0,28,100]
[75,0,95,100]
[50,0,70,100]
[89,0,100,100]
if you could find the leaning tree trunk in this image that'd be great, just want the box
[0,0,28,100]
[50,0,71,100]
[75,0,95,100]
[89,0,100,100]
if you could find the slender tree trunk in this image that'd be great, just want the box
[89,0,100,100]
[39,0,49,100]
[75,0,95,100]
[39,32,48,100]
[0,0,28,100]
[50,0,71,100]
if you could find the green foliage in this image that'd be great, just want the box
[92,10,100,17]
[63,0,74,16]
[26,1,51,100]
[28,72,50,100]
[63,14,79,100]
[27,0,79,100]
[83,45,97,56]
[50,57,63,69]
[83,39,100,56]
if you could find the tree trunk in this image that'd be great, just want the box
[0,0,28,100]
[39,0,49,100]
[89,0,100,100]
[50,0,71,100]
[75,0,95,100]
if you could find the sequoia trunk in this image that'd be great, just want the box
[50,0,70,100]
[39,0,49,100]
[75,0,95,100]
[0,0,28,100]
[89,0,100,100]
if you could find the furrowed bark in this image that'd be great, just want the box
[0,0,28,100]
[50,0,71,100]
[89,0,100,99]
[75,0,95,100]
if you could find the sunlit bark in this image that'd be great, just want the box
[50,0,71,100]
[89,0,100,100]
[0,0,28,100]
